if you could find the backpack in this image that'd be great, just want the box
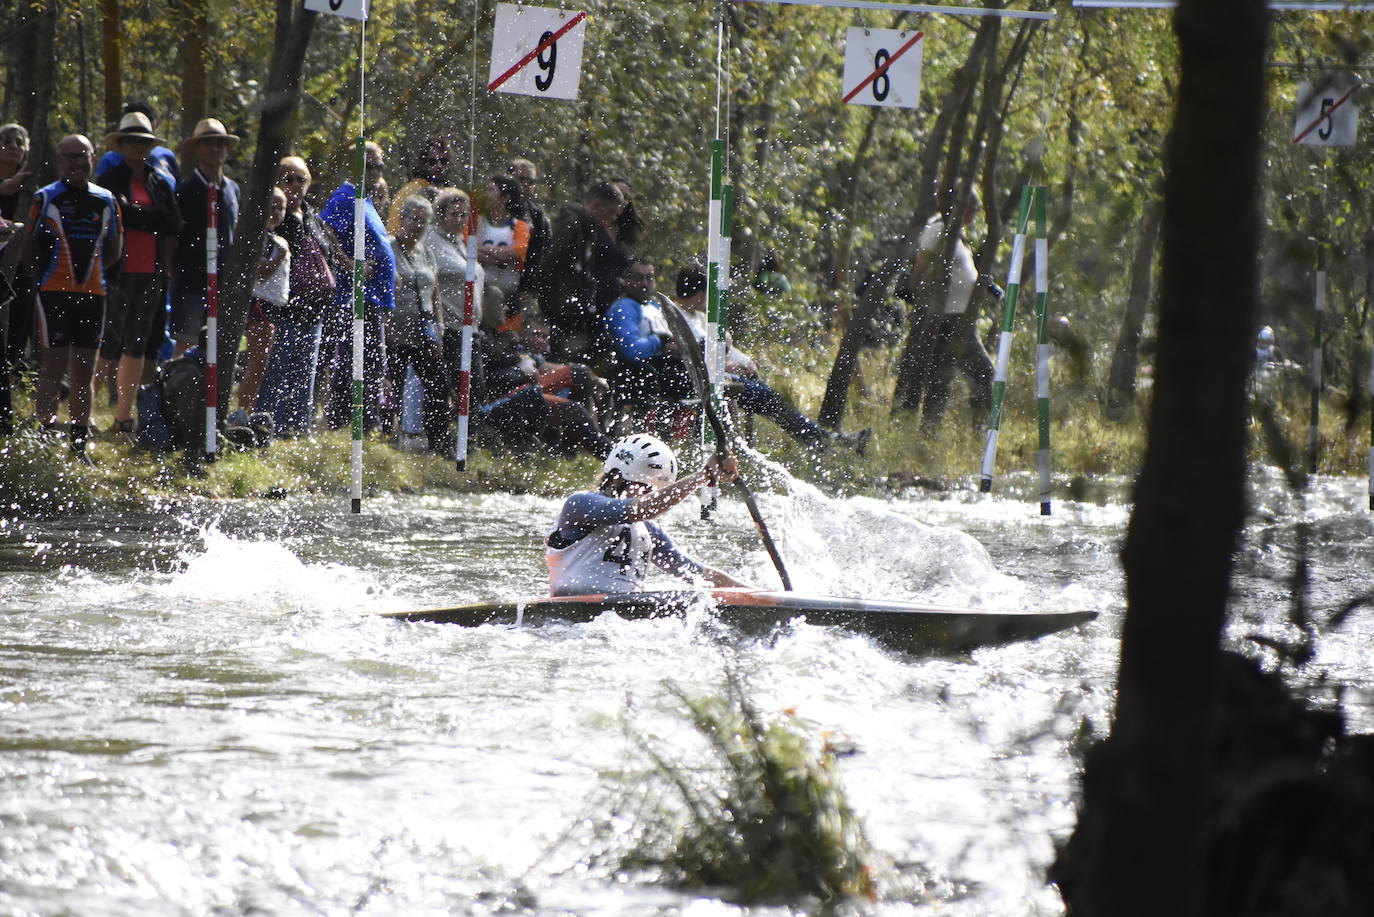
[136,354,205,452]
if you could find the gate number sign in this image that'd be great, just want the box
[1294,80,1359,146]
[843,27,923,109]
[304,0,370,21]
[488,4,587,100]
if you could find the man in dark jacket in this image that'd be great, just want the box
[96,112,182,437]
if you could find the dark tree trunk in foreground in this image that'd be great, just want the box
[1105,188,1163,418]
[214,0,315,420]
[1064,1,1269,914]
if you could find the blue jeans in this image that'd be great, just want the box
[257,320,322,435]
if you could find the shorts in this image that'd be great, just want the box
[169,270,207,344]
[35,292,105,350]
[102,272,167,360]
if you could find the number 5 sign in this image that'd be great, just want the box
[1294,80,1359,146]
[843,28,923,109]
[488,4,586,100]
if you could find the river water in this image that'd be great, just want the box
[1,467,1371,915]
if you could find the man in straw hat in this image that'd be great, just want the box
[95,111,182,440]
[169,117,240,357]
[18,134,123,459]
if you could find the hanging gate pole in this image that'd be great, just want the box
[204,185,219,464]
[980,186,1034,493]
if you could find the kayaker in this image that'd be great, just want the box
[546,433,754,596]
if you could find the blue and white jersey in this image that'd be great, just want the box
[545,491,703,596]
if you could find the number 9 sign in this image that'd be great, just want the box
[843,27,923,109]
[488,4,587,101]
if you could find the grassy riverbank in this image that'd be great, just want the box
[1,355,1365,518]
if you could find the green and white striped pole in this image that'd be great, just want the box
[1308,247,1324,475]
[716,184,734,401]
[980,185,1034,494]
[1032,186,1051,515]
[701,139,725,517]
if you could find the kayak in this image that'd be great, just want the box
[378,588,1097,656]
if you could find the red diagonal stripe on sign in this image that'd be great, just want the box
[843,30,923,104]
[487,11,587,92]
[1293,85,1360,144]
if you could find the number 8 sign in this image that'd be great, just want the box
[843,27,923,109]
[488,4,587,100]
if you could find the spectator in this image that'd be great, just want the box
[19,135,123,458]
[423,187,488,392]
[169,118,240,356]
[319,140,394,431]
[256,156,339,436]
[476,174,530,319]
[534,181,627,360]
[609,177,646,248]
[96,100,179,184]
[230,185,289,429]
[386,196,451,453]
[386,136,453,235]
[753,249,791,294]
[0,122,33,435]
[507,157,551,305]
[95,112,182,440]
[908,191,995,431]
[674,265,869,453]
[601,258,692,406]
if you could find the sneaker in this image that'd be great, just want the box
[248,412,275,448]
[226,408,250,427]
[111,417,136,444]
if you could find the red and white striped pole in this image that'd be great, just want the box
[456,205,478,470]
[205,185,219,464]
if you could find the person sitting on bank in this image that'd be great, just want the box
[546,433,753,597]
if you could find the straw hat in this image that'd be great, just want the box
[180,118,240,155]
[105,112,164,150]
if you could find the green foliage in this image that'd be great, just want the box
[612,675,882,904]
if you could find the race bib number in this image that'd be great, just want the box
[488,3,587,100]
[843,27,923,109]
[1294,80,1358,146]
[304,0,369,22]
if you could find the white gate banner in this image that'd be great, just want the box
[1294,80,1359,146]
[488,4,587,100]
[843,27,923,108]
[304,0,370,22]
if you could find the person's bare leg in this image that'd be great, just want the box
[67,346,97,428]
[114,354,144,423]
[35,345,69,426]
[237,321,275,413]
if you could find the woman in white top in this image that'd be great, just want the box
[425,187,489,397]
[475,175,531,315]
[235,186,290,421]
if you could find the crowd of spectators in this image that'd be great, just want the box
[0,102,868,469]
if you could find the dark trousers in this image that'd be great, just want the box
[385,336,451,451]
[923,312,993,430]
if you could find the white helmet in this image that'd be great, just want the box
[1258,325,1275,344]
[603,434,678,490]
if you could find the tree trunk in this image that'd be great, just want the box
[1073,1,1269,915]
[1105,189,1164,418]
[819,17,997,429]
[214,0,316,421]
[14,0,57,182]
[101,0,123,125]
[174,0,210,136]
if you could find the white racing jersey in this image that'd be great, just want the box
[545,491,702,596]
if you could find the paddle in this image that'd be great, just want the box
[659,297,794,591]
